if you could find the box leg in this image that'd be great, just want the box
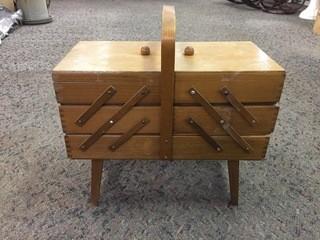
[90,159,104,206]
[313,11,320,34]
[227,160,239,206]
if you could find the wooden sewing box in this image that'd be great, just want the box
[52,6,285,206]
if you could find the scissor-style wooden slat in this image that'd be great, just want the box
[75,86,116,126]
[187,117,222,152]
[220,86,257,126]
[220,122,252,152]
[80,85,150,151]
[109,118,150,151]
[189,87,253,152]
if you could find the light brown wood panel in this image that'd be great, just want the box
[52,72,160,83]
[175,42,284,73]
[175,72,284,104]
[173,136,269,160]
[174,106,278,135]
[53,41,161,73]
[54,72,284,105]
[65,135,269,160]
[53,79,160,106]
[60,106,159,134]
[53,41,284,73]
[59,106,278,135]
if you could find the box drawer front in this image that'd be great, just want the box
[59,105,278,135]
[175,72,284,104]
[54,72,284,105]
[65,135,269,160]
[54,79,160,105]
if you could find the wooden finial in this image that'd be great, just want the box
[141,46,150,56]
[184,46,194,56]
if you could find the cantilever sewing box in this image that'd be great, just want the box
[52,6,285,206]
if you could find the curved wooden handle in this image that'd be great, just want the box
[161,6,176,50]
[160,6,176,160]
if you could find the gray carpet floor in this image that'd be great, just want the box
[1,0,319,239]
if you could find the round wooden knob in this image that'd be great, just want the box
[184,46,194,56]
[141,46,150,56]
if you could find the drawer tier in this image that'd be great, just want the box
[59,105,278,135]
[65,135,269,160]
[53,72,284,105]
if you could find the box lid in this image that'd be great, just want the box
[53,41,284,74]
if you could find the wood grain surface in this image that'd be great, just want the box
[53,41,284,73]
[59,105,279,135]
[65,135,269,160]
[160,5,176,159]
[54,71,284,105]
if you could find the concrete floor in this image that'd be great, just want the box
[0,0,319,239]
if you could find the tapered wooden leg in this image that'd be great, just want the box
[227,160,239,206]
[313,11,320,34]
[91,159,103,206]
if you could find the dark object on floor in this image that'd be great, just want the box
[16,0,52,25]
[227,0,306,14]
[0,6,22,44]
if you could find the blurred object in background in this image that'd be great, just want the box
[227,0,306,14]
[0,6,22,44]
[0,0,14,11]
[16,0,52,24]
[299,0,320,20]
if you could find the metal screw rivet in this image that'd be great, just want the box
[224,90,229,95]
[141,90,149,95]
[220,120,225,124]
[189,119,193,123]
[190,90,196,95]
[252,120,256,124]
[109,120,114,124]
[217,147,221,152]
